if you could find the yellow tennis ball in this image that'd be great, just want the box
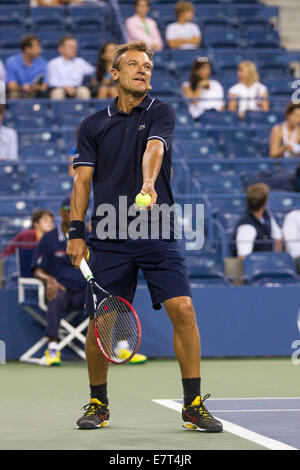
[135,193,152,208]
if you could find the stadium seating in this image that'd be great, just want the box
[243,252,297,285]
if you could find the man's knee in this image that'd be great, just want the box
[76,86,91,99]
[50,87,65,99]
[167,297,196,327]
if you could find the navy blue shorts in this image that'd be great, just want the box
[85,238,191,315]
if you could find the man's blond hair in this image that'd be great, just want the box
[112,41,154,70]
[247,183,269,212]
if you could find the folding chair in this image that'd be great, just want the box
[17,248,89,365]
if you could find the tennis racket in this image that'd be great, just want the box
[80,258,142,364]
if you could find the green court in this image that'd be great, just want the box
[0,358,299,450]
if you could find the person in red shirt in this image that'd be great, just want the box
[1,209,54,259]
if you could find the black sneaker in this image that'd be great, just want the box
[77,398,110,430]
[182,394,223,433]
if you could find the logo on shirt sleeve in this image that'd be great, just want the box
[73,153,80,160]
[37,255,43,265]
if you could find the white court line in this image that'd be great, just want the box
[168,397,300,401]
[152,399,297,451]
[206,409,300,413]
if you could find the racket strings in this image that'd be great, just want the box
[95,296,139,363]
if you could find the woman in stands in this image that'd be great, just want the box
[182,57,225,120]
[228,60,269,119]
[91,43,118,99]
[125,0,163,52]
[269,102,300,158]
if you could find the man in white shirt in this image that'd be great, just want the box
[166,1,201,50]
[47,36,95,99]
[0,104,18,161]
[282,210,300,266]
[233,183,282,258]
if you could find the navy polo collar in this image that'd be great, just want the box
[108,94,154,117]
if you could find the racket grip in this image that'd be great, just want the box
[80,258,94,283]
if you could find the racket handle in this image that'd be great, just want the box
[80,258,94,283]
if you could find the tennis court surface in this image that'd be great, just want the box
[1,358,299,450]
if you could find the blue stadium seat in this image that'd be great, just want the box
[200,111,240,127]
[184,254,229,284]
[32,176,73,196]
[30,7,66,32]
[206,194,246,215]
[0,29,27,48]
[207,128,255,145]
[204,27,242,48]
[174,128,207,141]
[18,129,60,146]
[221,140,262,158]
[12,114,52,129]
[268,192,300,214]
[192,172,242,194]
[25,161,69,178]
[245,30,279,48]
[76,32,113,49]
[231,158,276,176]
[244,111,282,127]
[79,49,99,66]
[264,78,294,96]
[175,111,195,128]
[69,6,105,32]
[0,198,33,216]
[244,252,296,284]
[39,31,66,49]
[0,176,28,196]
[184,159,230,177]
[173,139,217,158]
[150,76,178,96]
[8,100,49,116]
[20,142,62,160]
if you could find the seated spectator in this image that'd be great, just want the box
[5,35,48,99]
[47,36,95,100]
[228,61,269,119]
[90,42,118,99]
[125,0,163,52]
[269,103,300,158]
[0,59,5,82]
[1,209,54,259]
[166,1,201,50]
[182,57,224,119]
[233,183,282,259]
[0,104,19,161]
[282,209,300,271]
[31,198,86,366]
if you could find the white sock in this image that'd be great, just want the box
[117,340,129,350]
[48,341,58,351]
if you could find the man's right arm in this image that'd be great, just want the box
[67,166,93,267]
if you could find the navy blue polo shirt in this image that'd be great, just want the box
[73,94,176,243]
[31,225,86,290]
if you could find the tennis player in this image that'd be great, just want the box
[67,41,223,433]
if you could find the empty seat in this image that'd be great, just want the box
[244,252,296,284]
[25,161,69,178]
[30,7,66,32]
[0,176,28,196]
[0,30,27,48]
[192,172,242,194]
[149,77,178,96]
[207,194,246,215]
[20,142,62,160]
[200,111,240,127]
[245,30,279,48]
[173,139,217,158]
[32,176,73,196]
[185,254,229,284]
[204,27,242,48]
[0,198,33,216]
[222,140,262,158]
[76,32,113,49]
[244,111,282,127]
[174,128,207,140]
[69,6,105,31]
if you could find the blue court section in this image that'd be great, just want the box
[175,398,300,449]
[1,285,300,359]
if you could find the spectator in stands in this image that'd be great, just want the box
[90,43,118,99]
[32,0,82,5]
[228,61,269,119]
[166,1,201,50]
[0,104,19,161]
[47,36,95,100]
[269,103,300,158]
[0,60,5,82]
[182,57,224,119]
[125,0,163,52]
[31,198,86,366]
[233,183,282,259]
[282,209,300,271]
[5,35,48,99]
[0,209,54,259]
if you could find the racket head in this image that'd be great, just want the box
[94,295,142,364]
